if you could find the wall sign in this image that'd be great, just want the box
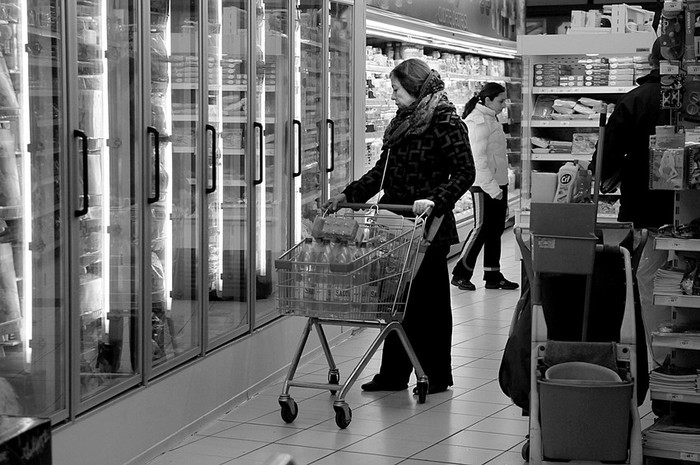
[367,0,518,41]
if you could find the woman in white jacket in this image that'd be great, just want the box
[451,83,519,291]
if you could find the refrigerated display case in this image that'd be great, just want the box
[363,6,521,246]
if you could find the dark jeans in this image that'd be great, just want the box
[453,185,508,282]
[376,243,453,387]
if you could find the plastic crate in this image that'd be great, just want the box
[531,233,598,274]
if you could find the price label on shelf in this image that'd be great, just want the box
[688,65,700,75]
[669,393,684,401]
[680,339,691,347]
[660,62,680,74]
[680,452,699,462]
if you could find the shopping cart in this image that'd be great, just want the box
[274,203,441,429]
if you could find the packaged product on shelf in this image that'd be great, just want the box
[0,52,17,109]
[650,146,685,190]
[686,143,700,188]
[571,133,599,155]
[0,129,20,207]
[0,243,20,336]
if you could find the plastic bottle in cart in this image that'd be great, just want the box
[298,238,315,303]
[312,239,331,308]
[553,162,579,203]
[351,242,368,313]
[330,241,352,308]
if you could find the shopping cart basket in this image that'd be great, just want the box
[275,203,442,429]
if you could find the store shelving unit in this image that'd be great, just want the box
[645,189,700,463]
[517,32,656,225]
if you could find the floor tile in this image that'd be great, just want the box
[412,443,502,465]
[309,450,404,464]
[441,430,524,451]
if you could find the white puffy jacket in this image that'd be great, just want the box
[464,103,508,199]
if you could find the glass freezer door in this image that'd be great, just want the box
[252,0,291,326]
[0,0,68,420]
[150,0,204,367]
[294,0,323,241]
[327,1,352,198]
[206,0,251,342]
[72,0,144,407]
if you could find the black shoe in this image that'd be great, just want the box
[485,277,519,290]
[451,276,476,291]
[413,384,450,395]
[361,377,408,392]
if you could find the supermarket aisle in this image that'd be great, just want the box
[147,230,655,465]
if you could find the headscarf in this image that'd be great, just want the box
[381,69,455,150]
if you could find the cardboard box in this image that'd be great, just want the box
[0,416,51,464]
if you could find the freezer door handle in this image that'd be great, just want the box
[326,119,335,173]
[206,124,217,194]
[147,126,161,203]
[293,119,301,177]
[74,129,89,217]
[254,121,263,185]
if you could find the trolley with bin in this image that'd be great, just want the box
[274,204,441,428]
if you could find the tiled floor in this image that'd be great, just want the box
[147,231,655,465]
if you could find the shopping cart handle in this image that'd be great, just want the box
[336,202,415,213]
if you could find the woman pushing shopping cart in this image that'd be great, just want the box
[275,58,474,428]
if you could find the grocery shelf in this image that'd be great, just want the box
[650,388,700,405]
[643,447,700,462]
[530,86,636,94]
[655,237,700,252]
[527,119,604,128]
[531,153,592,161]
[653,293,700,308]
[651,331,700,349]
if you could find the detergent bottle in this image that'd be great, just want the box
[553,162,579,203]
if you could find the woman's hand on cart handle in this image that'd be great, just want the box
[323,193,347,212]
[413,199,435,216]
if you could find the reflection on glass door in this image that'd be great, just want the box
[151,1,202,365]
[295,0,323,241]
[328,1,352,197]
[252,0,290,325]
[3,0,67,418]
[74,0,142,405]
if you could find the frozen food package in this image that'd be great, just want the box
[87,151,102,195]
[0,243,21,332]
[0,129,20,207]
[78,89,103,135]
[0,52,17,108]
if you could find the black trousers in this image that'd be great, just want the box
[453,185,508,282]
[376,243,453,386]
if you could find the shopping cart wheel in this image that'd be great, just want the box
[521,440,529,461]
[415,380,428,404]
[328,369,340,395]
[278,397,298,423]
[333,402,352,429]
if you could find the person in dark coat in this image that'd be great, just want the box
[593,37,673,368]
[325,58,475,394]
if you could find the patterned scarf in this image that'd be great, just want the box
[382,70,454,150]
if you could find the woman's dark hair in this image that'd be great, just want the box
[390,58,431,98]
[462,82,506,118]
[649,37,662,69]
